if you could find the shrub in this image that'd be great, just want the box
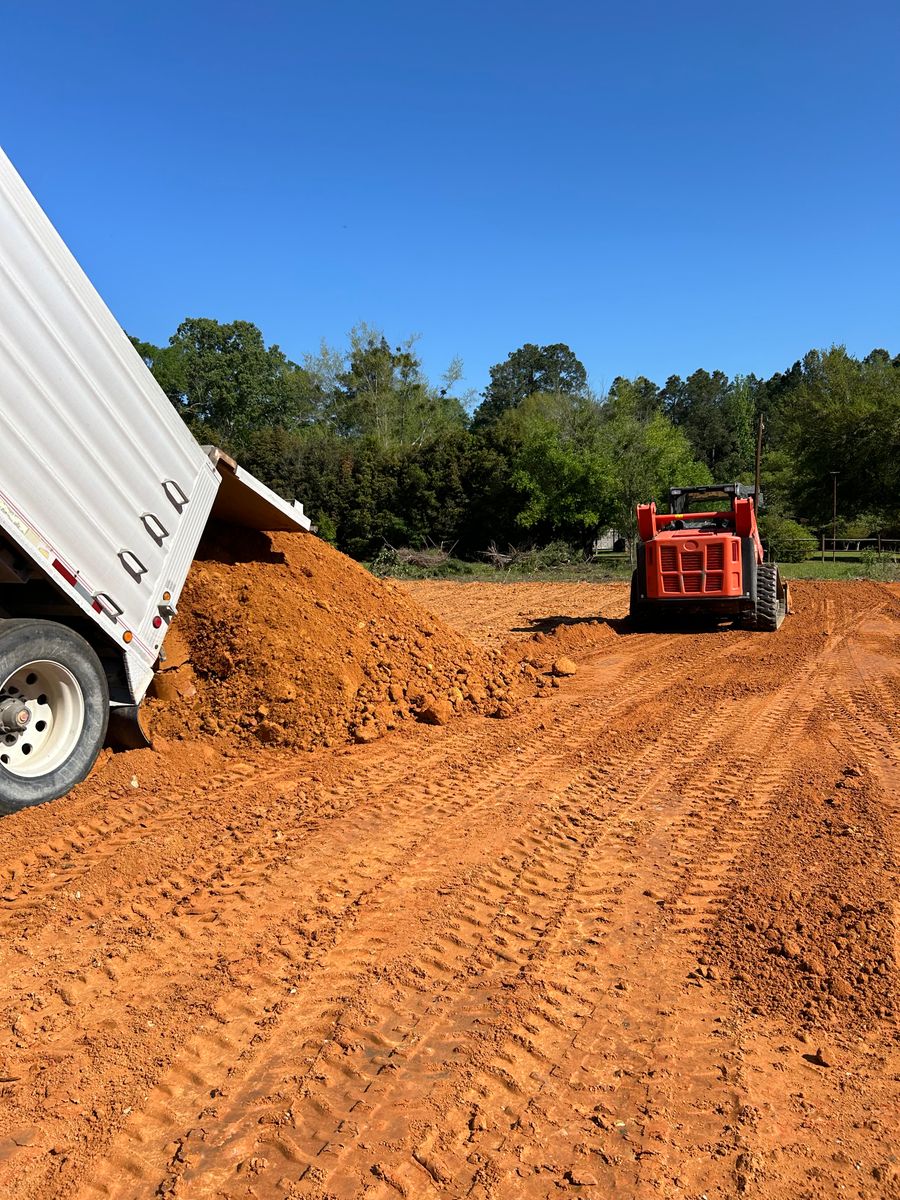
[369,546,403,577]
[760,516,817,562]
[860,548,900,581]
[511,540,579,572]
[368,545,475,579]
[535,540,578,569]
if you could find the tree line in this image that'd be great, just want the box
[130,319,900,561]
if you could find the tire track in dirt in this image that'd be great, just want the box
[0,615,750,972]
[54,628,789,1200]
[0,614,729,914]
[72,595,888,1195]
[68,646,733,1198]
[305,596,895,1198]
[1,628,734,1200]
[822,611,900,795]
[312,605,879,1200]
[0,581,895,1200]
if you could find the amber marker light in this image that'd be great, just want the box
[123,631,133,643]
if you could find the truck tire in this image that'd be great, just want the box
[751,563,787,632]
[0,620,109,814]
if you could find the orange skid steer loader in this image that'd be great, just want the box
[629,483,789,631]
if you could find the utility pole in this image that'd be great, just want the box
[754,415,764,558]
[754,416,764,508]
[830,471,838,563]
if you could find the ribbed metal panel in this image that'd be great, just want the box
[0,145,221,690]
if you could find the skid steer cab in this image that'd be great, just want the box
[629,483,789,631]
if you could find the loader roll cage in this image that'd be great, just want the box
[667,482,760,514]
[636,486,762,546]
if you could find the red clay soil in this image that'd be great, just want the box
[400,579,630,648]
[146,526,549,750]
[707,739,896,1029]
[0,574,897,1200]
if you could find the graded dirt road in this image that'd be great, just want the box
[0,580,897,1200]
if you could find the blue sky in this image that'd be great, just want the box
[2,1,898,399]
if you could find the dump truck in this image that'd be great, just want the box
[629,482,789,631]
[0,147,311,813]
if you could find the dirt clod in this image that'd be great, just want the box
[552,656,578,677]
[566,1169,599,1187]
[418,699,453,726]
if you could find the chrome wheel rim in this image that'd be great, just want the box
[0,659,85,777]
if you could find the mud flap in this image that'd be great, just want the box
[107,702,152,750]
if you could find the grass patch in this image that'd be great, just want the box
[779,561,871,580]
[368,548,633,583]
[368,547,898,585]
[779,558,899,581]
[371,559,634,584]
[478,561,633,583]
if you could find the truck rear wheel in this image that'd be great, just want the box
[0,620,109,814]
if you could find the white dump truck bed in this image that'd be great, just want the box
[0,146,309,704]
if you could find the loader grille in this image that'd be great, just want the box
[656,538,733,596]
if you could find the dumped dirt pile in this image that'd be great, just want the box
[707,747,897,1031]
[147,525,543,749]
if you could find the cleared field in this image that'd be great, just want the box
[0,578,897,1200]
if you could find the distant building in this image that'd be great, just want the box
[592,529,626,553]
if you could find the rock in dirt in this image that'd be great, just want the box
[806,1046,833,1067]
[418,699,453,726]
[828,976,853,1000]
[353,722,381,744]
[552,656,578,677]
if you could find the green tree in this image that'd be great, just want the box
[601,381,712,551]
[661,368,761,478]
[129,335,187,408]
[779,346,900,525]
[473,342,587,428]
[719,375,757,480]
[140,318,318,447]
[608,375,662,421]
[315,325,467,449]
[488,392,614,545]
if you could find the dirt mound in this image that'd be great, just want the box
[146,525,541,749]
[707,748,898,1032]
